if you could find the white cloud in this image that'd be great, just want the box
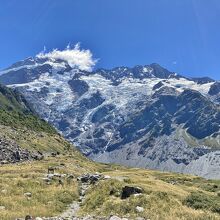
[36,43,97,71]
[172,61,177,65]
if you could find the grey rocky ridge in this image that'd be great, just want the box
[0,55,220,179]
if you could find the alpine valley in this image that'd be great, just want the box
[0,54,220,179]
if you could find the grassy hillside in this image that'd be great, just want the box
[0,124,71,154]
[0,85,30,112]
[0,155,220,220]
[84,169,220,219]
[0,84,55,134]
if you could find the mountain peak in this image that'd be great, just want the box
[0,58,219,180]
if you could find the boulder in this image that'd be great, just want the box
[104,175,111,180]
[24,192,32,198]
[109,216,123,220]
[42,177,52,183]
[121,186,143,199]
[136,206,144,213]
[0,206,5,210]
[77,173,103,184]
[0,160,8,164]
[67,174,74,179]
[25,215,32,220]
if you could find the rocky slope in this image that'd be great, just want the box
[0,138,43,164]
[0,57,219,178]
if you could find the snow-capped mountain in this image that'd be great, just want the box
[0,53,220,179]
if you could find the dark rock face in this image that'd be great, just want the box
[58,119,71,131]
[79,91,105,109]
[0,139,43,164]
[177,90,220,139]
[192,77,215,84]
[92,104,115,123]
[149,63,175,79]
[152,86,178,98]
[68,79,89,96]
[152,81,164,90]
[121,186,143,199]
[209,82,220,96]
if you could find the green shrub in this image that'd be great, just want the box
[184,191,220,214]
[56,190,77,204]
[0,109,56,133]
[200,183,219,192]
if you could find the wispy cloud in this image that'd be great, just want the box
[36,43,97,71]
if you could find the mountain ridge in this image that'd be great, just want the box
[0,56,219,179]
[1,57,218,83]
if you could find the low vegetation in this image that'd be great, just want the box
[0,109,56,134]
[184,191,220,214]
[0,84,56,134]
[0,153,99,220]
[0,156,220,220]
[79,169,220,220]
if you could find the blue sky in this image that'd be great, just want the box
[0,0,220,79]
